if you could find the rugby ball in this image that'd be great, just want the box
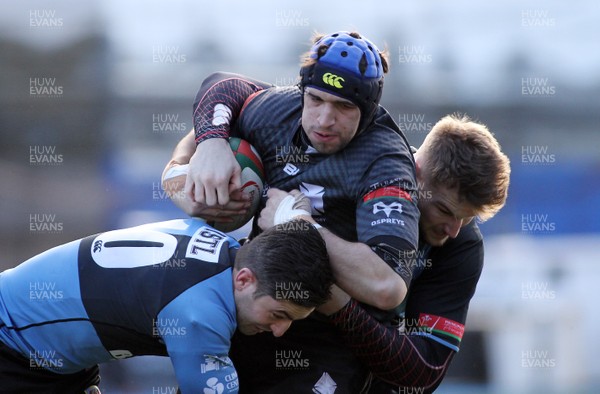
[212,138,264,233]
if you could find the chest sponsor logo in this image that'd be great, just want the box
[283,162,300,176]
[186,227,228,263]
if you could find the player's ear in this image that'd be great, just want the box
[414,159,422,183]
[233,267,257,291]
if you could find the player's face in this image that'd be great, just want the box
[302,87,361,154]
[418,181,477,247]
[233,268,314,337]
[236,294,313,337]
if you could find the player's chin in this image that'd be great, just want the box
[238,325,261,336]
[424,232,449,247]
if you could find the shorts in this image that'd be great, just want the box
[0,340,100,394]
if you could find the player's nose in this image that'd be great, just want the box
[445,218,462,239]
[317,104,336,128]
[270,320,293,337]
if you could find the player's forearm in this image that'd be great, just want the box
[319,228,407,310]
[165,130,196,169]
[162,130,197,215]
[329,299,453,392]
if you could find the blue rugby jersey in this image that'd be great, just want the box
[0,219,241,393]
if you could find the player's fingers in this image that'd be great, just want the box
[222,201,249,212]
[216,184,231,206]
[206,215,235,223]
[230,167,242,191]
[184,176,199,203]
[230,189,252,203]
[195,182,211,205]
[206,205,246,216]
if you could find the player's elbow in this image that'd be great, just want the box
[372,276,406,310]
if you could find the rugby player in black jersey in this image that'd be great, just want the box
[163,31,509,393]
[165,31,418,393]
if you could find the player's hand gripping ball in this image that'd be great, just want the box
[212,138,265,232]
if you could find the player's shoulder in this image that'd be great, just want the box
[455,220,483,244]
[249,84,301,105]
[241,85,302,126]
[354,106,412,152]
[429,221,483,274]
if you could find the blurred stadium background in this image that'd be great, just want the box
[1,1,599,393]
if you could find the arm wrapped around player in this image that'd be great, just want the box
[329,299,455,393]
[193,72,270,143]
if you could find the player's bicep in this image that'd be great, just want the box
[157,278,238,392]
[356,181,419,252]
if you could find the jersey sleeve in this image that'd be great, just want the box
[193,72,272,144]
[404,222,484,352]
[157,270,239,394]
[330,299,454,392]
[353,109,420,279]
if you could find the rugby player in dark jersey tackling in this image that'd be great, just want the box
[307,114,510,393]
[163,31,510,393]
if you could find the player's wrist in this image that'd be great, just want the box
[195,131,229,146]
[273,195,311,225]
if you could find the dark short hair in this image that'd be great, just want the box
[234,220,333,308]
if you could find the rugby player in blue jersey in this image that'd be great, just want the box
[0,218,333,393]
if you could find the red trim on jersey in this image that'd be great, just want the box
[239,90,266,119]
[363,186,412,203]
[418,313,465,341]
